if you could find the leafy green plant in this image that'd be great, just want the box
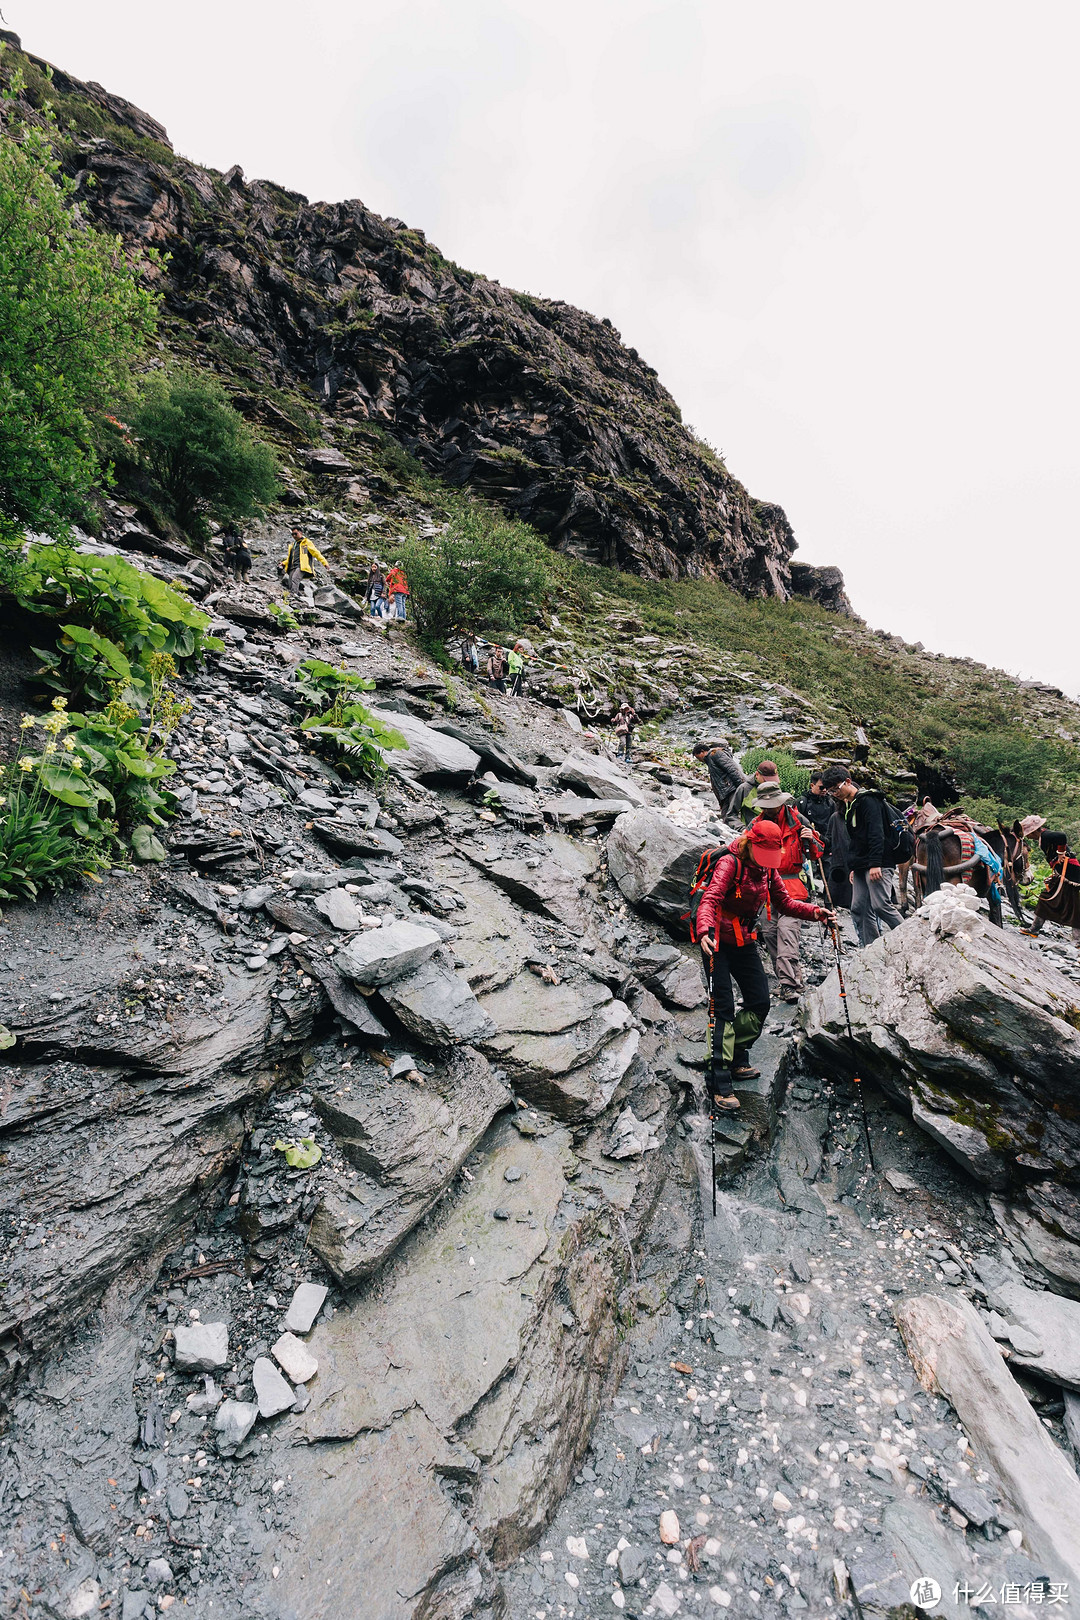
[0,703,116,905]
[14,546,221,706]
[68,696,178,827]
[738,746,810,798]
[121,370,279,537]
[0,96,159,542]
[269,598,299,632]
[396,501,550,646]
[292,658,405,779]
[15,545,220,661]
[273,1136,322,1170]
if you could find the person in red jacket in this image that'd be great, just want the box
[751,782,826,1004]
[696,820,833,1111]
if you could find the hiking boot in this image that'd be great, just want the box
[713,1093,741,1113]
[730,1056,761,1080]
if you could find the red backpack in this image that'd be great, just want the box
[686,845,733,942]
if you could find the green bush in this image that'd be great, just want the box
[0,702,116,905]
[293,659,406,779]
[738,746,810,797]
[397,502,550,646]
[121,370,278,537]
[0,106,158,541]
[13,545,221,704]
[950,735,1052,806]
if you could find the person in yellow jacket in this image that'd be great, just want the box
[280,528,329,602]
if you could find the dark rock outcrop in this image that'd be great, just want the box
[4,44,824,593]
[788,560,857,617]
[801,897,1080,1287]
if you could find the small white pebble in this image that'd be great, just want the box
[564,1571,579,1590]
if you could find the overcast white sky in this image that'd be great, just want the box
[17,1,1080,694]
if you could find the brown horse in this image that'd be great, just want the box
[909,823,1030,929]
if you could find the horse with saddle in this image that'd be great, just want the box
[899,803,1045,928]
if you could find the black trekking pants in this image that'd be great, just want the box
[704,939,771,1091]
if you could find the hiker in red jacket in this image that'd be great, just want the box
[695,820,833,1112]
[751,781,825,1003]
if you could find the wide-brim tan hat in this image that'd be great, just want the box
[754,783,794,810]
[1019,814,1047,838]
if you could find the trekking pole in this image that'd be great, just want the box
[815,856,835,910]
[707,940,717,1217]
[827,920,876,1171]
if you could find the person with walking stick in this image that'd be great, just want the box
[694,822,834,1112]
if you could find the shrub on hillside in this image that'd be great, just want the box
[396,504,550,646]
[738,746,810,798]
[0,112,158,542]
[121,371,278,538]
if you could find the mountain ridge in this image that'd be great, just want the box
[1,32,851,608]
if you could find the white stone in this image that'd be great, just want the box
[566,1535,589,1559]
[253,1356,295,1418]
[285,1282,328,1334]
[65,1579,101,1618]
[272,1331,318,1384]
[652,1581,680,1617]
[659,1509,680,1544]
[772,1491,792,1512]
[172,1321,228,1372]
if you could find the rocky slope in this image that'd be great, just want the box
[4,34,813,593]
[4,521,1080,1620]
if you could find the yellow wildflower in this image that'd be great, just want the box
[63,736,76,750]
[18,757,34,772]
[19,716,35,730]
[43,741,57,756]
[51,696,68,710]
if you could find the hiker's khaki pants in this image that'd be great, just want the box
[759,912,803,995]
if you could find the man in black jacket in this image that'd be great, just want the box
[693,739,749,820]
[797,773,834,844]
[820,767,904,945]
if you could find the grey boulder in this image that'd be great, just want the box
[801,909,1080,1207]
[543,793,633,829]
[335,920,441,987]
[212,1399,258,1456]
[371,708,480,781]
[607,807,713,929]
[377,958,496,1047]
[314,889,361,931]
[172,1320,228,1372]
[557,750,646,806]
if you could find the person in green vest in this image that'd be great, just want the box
[507,642,526,697]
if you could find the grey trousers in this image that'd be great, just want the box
[851,869,904,946]
[759,912,804,994]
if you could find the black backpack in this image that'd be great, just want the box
[861,791,914,865]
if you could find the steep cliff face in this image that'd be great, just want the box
[4,39,807,594]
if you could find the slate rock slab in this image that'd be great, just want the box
[285,1282,328,1334]
[377,958,496,1047]
[557,750,647,806]
[336,920,441,987]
